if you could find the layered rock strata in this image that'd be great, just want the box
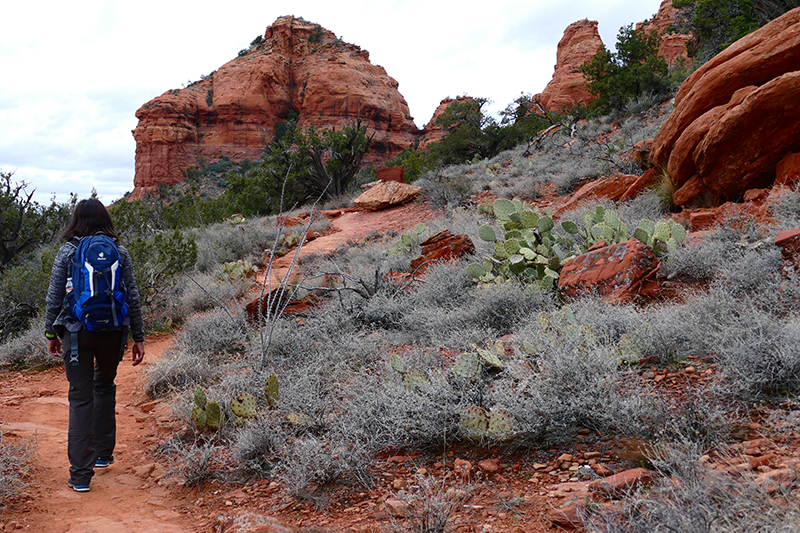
[132,16,419,198]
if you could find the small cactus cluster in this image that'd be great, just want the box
[522,306,642,363]
[390,354,429,390]
[453,340,505,382]
[384,223,427,256]
[192,386,223,431]
[561,204,686,256]
[469,200,688,289]
[459,405,515,441]
[468,198,571,289]
[524,307,599,355]
[215,259,259,283]
[452,340,515,442]
[278,231,304,249]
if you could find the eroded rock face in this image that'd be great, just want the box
[650,7,800,207]
[558,239,661,304]
[535,20,603,112]
[409,230,475,273]
[132,16,419,198]
[638,0,692,66]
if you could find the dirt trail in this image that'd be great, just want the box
[264,202,438,282]
[0,335,196,533]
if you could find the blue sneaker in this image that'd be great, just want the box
[95,456,114,468]
[67,479,90,492]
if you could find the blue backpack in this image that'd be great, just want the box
[68,234,129,332]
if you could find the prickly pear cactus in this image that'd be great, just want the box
[469,198,574,288]
[194,385,207,409]
[287,412,311,427]
[191,405,207,431]
[390,354,407,374]
[265,373,279,408]
[459,405,489,440]
[231,392,258,418]
[486,409,515,441]
[453,352,480,381]
[205,401,222,430]
[403,369,428,390]
[475,341,504,370]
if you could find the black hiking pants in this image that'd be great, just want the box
[62,329,125,485]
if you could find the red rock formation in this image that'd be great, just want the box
[534,2,690,113]
[409,230,475,273]
[132,16,419,198]
[650,8,800,206]
[352,181,422,211]
[554,173,642,215]
[558,239,661,304]
[534,20,604,112]
[417,97,471,149]
[638,0,692,66]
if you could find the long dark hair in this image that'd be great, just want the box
[62,198,119,240]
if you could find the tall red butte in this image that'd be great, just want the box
[131,16,420,199]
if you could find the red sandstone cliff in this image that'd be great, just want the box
[132,16,419,198]
[534,19,604,112]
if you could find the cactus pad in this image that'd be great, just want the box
[205,401,222,430]
[231,392,258,418]
[653,220,671,242]
[390,354,407,374]
[453,352,480,381]
[460,405,489,440]
[265,373,279,407]
[477,347,503,370]
[487,409,515,441]
[493,198,516,221]
[403,369,428,390]
[193,385,207,409]
[287,412,311,427]
[192,405,207,431]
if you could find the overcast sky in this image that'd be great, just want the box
[1,0,664,205]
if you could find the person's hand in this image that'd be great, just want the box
[48,338,62,358]
[131,341,145,366]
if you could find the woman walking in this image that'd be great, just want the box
[44,198,145,492]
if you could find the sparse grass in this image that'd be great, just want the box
[0,432,34,511]
[388,474,471,533]
[0,317,58,369]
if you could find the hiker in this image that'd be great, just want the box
[44,197,145,493]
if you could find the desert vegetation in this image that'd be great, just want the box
[2,7,799,530]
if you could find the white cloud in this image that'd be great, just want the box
[0,0,665,205]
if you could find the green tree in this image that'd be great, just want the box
[673,0,798,62]
[302,119,374,199]
[224,119,373,213]
[0,171,74,267]
[426,97,496,166]
[385,145,432,183]
[496,94,556,154]
[581,24,670,114]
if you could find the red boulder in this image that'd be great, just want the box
[558,239,661,304]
